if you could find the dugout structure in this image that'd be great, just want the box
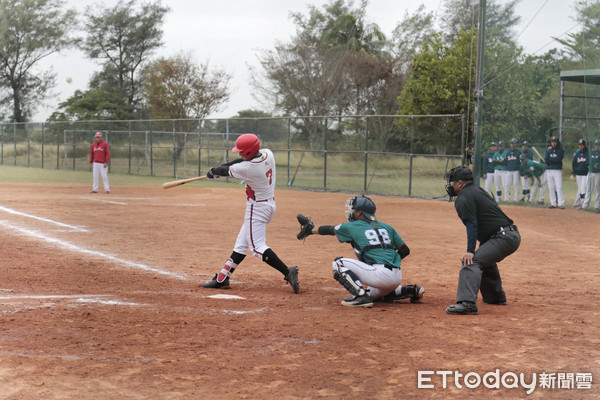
[559,69,600,146]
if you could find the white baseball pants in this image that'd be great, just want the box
[529,172,547,203]
[334,257,403,300]
[574,175,588,207]
[505,170,520,201]
[92,162,110,192]
[583,173,600,209]
[546,169,565,207]
[233,199,275,259]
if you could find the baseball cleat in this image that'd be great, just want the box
[410,285,425,303]
[341,294,373,308]
[285,266,299,294]
[201,274,230,289]
[446,301,478,315]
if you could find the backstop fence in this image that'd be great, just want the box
[0,115,467,198]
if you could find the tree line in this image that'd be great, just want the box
[0,0,598,154]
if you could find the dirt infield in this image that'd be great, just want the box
[0,182,598,399]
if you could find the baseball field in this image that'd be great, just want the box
[0,169,598,399]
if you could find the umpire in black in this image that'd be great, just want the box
[444,167,521,315]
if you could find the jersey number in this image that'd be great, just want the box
[365,229,391,245]
[266,169,273,184]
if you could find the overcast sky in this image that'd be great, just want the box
[32,0,582,122]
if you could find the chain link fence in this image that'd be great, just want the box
[0,115,465,198]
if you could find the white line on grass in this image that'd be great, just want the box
[0,220,186,280]
[0,205,88,232]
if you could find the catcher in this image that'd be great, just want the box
[297,195,424,308]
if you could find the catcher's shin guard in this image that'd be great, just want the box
[332,258,365,297]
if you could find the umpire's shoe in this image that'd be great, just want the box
[285,266,299,294]
[202,274,230,289]
[446,301,478,315]
[341,294,373,308]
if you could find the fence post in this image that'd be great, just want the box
[128,120,132,174]
[150,121,154,176]
[323,118,328,189]
[172,119,177,178]
[409,117,415,197]
[72,129,76,170]
[56,127,60,169]
[41,123,45,168]
[287,117,291,186]
[197,119,202,176]
[27,124,31,167]
[363,116,368,192]
[1,123,4,165]
[13,124,17,166]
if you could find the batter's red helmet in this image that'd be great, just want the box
[232,134,260,159]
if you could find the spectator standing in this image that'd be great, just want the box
[492,141,508,202]
[571,139,590,208]
[482,142,497,197]
[520,141,534,201]
[582,139,600,212]
[544,136,565,209]
[505,138,521,201]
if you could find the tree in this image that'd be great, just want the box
[140,53,231,120]
[397,30,476,154]
[0,0,76,122]
[80,0,169,109]
[215,110,289,143]
[47,89,135,121]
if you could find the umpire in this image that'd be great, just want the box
[444,167,521,315]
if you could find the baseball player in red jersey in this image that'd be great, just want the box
[201,134,299,293]
[89,131,110,193]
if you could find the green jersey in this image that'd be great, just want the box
[522,159,546,177]
[334,219,405,267]
[493,150,508,170]
[591,149,600,173]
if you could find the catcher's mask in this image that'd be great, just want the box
[444,166,473,197]
[345,195,376,222]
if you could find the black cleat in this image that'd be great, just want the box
[202,274,230,289]
[285,266,299,294]
[446,301,478,315]
[341,294,373,308]
[410,285,425,303]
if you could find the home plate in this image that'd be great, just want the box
[207,294,246,300]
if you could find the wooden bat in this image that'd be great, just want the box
[162,175,207,189]
[531,146,544,162]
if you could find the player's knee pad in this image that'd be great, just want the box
[331,258,365,297]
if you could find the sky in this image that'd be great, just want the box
[31,0,582,122]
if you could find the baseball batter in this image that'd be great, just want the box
[296,196,424,308]
[201,134,299,293]
[89,131,110,194]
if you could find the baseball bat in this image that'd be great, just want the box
[531,146,544,162]
[162,175,207,189]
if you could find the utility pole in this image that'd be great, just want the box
[472,0,487,187]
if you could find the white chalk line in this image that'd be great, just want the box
[0,205,88,232]
[86,197,128,205]
[0,220,186,280]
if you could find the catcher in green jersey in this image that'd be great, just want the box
[297,195,424,308]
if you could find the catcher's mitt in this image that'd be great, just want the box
[296,214,314,240]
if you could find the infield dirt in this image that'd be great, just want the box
[0,183,598,399]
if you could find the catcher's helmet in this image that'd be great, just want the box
[345,195,376,222]
[232,134,260,159]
